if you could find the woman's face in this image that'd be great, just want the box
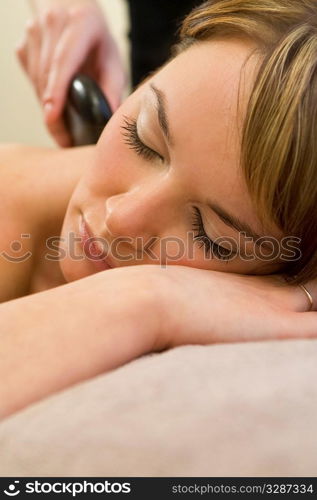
[60,38,286,282]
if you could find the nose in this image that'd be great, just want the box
[104,175,177,241]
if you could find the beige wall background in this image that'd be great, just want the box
[0,0,129,147]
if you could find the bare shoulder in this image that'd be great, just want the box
[0,144,93,302]
[0,144,92,220]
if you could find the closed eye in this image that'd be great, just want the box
[192,207,237,261]
[121,116,164,162]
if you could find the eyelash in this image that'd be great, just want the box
[192,207,233,261]
[121,116,164,162]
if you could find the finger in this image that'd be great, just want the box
[24,19,42,98]
[266,309,317,342]
[43,25,94,123]
[44,108,72,148]
[38,7,69,100]
[287,310,317,339]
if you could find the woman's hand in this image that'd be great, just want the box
[16,1,126,147]
[153,266,317,349]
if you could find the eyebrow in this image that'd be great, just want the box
[150,84,173,145]
[208,202,274,250]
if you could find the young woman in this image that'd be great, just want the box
[1,0,317,419]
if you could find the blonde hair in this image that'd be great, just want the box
[178,0,317,284]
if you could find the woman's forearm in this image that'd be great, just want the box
[0,266,160,419]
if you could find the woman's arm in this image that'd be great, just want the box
[1,264,316,420]
[0,265,163,420]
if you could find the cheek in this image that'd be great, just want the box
[86,89,144,193]
[65,95,142,220]
[84,111,138,197]
[92,120,125,188]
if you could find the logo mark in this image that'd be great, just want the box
[4,481,20,496]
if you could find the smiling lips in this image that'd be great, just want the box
[79,215,112,271]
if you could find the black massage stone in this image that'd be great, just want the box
[64,74,113,146]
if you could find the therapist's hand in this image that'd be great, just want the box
[16,1,126,147]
